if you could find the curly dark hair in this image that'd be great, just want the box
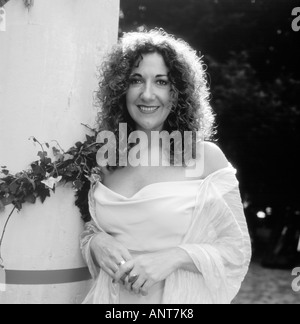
[95,29,215,171]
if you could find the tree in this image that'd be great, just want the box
[207,52,300,210]
[120,0,300,80]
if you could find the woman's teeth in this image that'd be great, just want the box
[138,106,159,113]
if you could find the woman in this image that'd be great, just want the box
[80,29,251,304]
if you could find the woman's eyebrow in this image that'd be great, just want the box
[130,73,142,77]
[129,73,169,78]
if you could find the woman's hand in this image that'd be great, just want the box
[114,248,182,296]
[90,232,133,280]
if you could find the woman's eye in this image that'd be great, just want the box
[157,80,169,86]
[129,78,142,85]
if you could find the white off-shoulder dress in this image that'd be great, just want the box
[80,165,251,304]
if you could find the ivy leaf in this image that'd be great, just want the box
[85,135,94,144]
[37,186,51,203]
[0,183,9,194]
[52,147,61,155]
[75,142,83,148]
[2,195,14,206]
[2,169,9,176]
[31,164,46,176]
[1,166,7,168]
[73,180,83,191]
[44,157,52,165]
[63,171,73,178]
[67,164,78,172]
[14,200,22,211]
[0,199,5,212]
[63,154,74,162]
[41,176,62,189]
[24,175,36,190]
[38,151,48,160]
[9,182,19,194]
[52,147,64,162]
[25,194,36,204]
[88,145,98,153]
[75,157,82,165]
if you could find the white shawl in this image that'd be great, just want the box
[80,166,251,304]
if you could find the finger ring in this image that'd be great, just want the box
[128,274,139,283]
[118,260,126,266]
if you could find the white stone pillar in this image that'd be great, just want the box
[0,0,119,304]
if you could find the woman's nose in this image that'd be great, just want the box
[140,83,155,102]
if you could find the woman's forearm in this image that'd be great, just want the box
[173,247,200,274]
[89,232,110,267]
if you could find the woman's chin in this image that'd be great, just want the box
[135,123,162,132]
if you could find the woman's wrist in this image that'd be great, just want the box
[89,232,104,266]
[170,247,191,271]
[171,247,198,273]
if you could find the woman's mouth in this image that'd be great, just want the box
[137,105,160,114]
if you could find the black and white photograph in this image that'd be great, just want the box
[0,0,299,306]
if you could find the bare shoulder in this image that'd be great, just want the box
[198,141,229,177]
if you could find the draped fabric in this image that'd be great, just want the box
[80,165,251,304]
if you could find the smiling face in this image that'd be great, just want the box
[126,52,174,133]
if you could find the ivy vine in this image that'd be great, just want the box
[0,124,101,223]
